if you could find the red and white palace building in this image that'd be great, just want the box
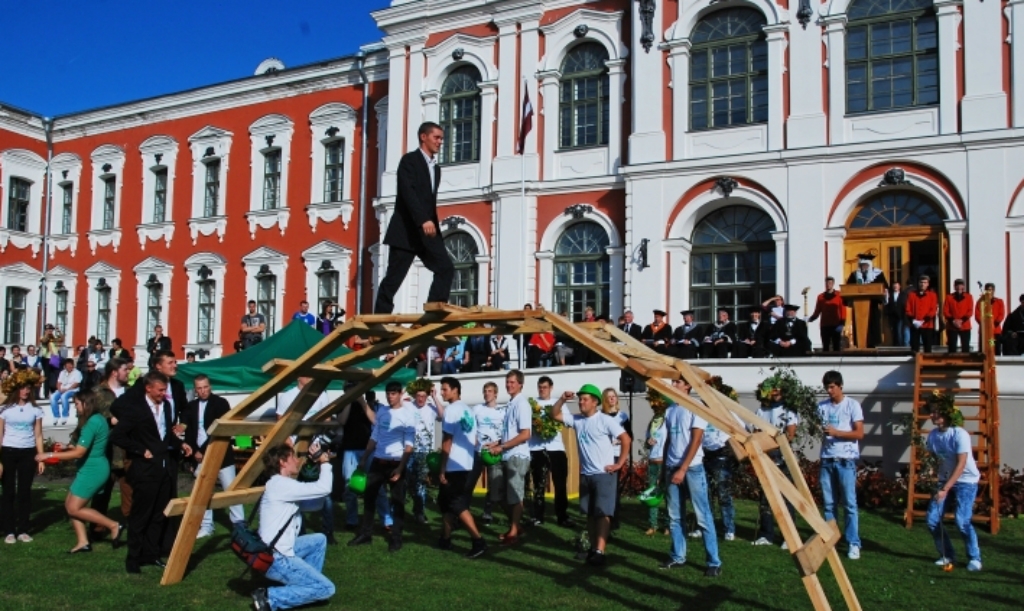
[3,0,1024,362]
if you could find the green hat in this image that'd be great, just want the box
[578,384,603,404]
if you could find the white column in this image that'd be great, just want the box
[945,220,968,288]
[520,19,541,159]
[606,59,627,174]
[494,21,519,157]
[538,70,561,181]
[536,251,555,311]
[936,0,963,134]
[663,238,693,316]
[765,25,788,151]
[607,246,626,319]
[668,40,691,160]
[406,40,427,153]
[787,20,827,148]
[421,90,439,123]
[374,101,388,195]
[381,45,407,198]
[629,0,666,163]
[824,227,847,281]
[478,82,498,187]
[823,16,848,145]
[961,0,1008,131]
[494,194,531,309]
[1010,0,1024,127]
[773,231,789,300]
[1007,220,1024,302]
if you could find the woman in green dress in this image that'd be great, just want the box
[36,390,123,553]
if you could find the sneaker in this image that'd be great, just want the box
[781,541,788,551]
[437,537,453,551]
[4,535,15,544]
[556,518,574,528]
[388,537,403,553]
[574,549,592,561]
[17,534,32,543]
[688,530,703,539]
[967,560,982,572]
[847,545,861,560]
[587,550,606,566]
[752,537,772,546]
[481,512,494,524]
[251,588,270,611]
[414,514,429,525]
[465,538,487,559]
[659,560,685,570]
[196,528,214,540]
[724,533,735,542]
[348,533,372,547]
[704,566,722,578]
[934,557,953,566]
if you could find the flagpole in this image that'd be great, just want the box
[519,79,528,369]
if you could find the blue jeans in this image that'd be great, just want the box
[265,533,335,610]
[820,458,860,548]
[342,451,391,527]
[50,389,78,418]
[926,482,981,563]
[703,450,736,536]
[665,463,721,567]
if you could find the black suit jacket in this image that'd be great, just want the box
[885,289,909,322]
[770,317,810,345]
[737,320,769,347]
[672,322,704,344]
[703,321,737,343]
[642,323,673,344]
[619,322,643,341]
[109,390,182,483]
[183,394,235,470]
[147,335,172,355]
[384,149,441,253]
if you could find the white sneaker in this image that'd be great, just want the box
[781,541,788,550]
[688,530,703,539]
[4,534,15,544]
[724,533,735,541]
[17,534,32,543]
[847,545,861,560]
[967,560,982,572]
[752,537,772,546]
[196,528,214,539]
[934,557,952,566]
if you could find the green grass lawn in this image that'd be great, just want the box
[2,481,1023,611]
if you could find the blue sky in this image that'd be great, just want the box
[0,0,392,116]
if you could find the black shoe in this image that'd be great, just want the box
[587,550,606,567]
[126,562,141,574]
[556,518,574,528]
[388,537,403,553]
[344,523,359,532]
[437,537,453,551]
[574,549,593,561]
[704,566,722,578]
[251,587,271,611]
[465,539,487,559]
[326,534,338,545]
[111,523,125,549]
[68,544,93,554]
[348,533,372,547]
[659,560,685,570]
[414,514,429,525]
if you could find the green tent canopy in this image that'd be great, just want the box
[174,320,415,393]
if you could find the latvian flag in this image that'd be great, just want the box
[518,84,533,154]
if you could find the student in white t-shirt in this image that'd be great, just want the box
[275,377,332,421]
[701,409,746,542]
[474,381,504,523]
[750,386,799,546]
[482,370,532,545]
[925,401,982,571]
[817,370,864,560]
[1,370,47,543]
[528,376,570,527]
[436,377,486,559]
[406,384,444,524]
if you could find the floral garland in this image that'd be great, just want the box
[529,397,563,442]
[925,390,964,428]
[707,376,739,401]
[646,388,669,414]
[405,377,434,396]
[1,368,42,399]
[756,365,823,443]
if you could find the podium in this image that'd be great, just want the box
[842,283,886,349]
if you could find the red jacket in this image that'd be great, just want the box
[975,297,1006,335]
[942,292,974,330]
[810,291,847,326]
[906,290,938,329]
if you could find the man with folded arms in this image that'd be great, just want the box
[906,275,938,353]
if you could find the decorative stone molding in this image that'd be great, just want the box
[715,176,739,197]
[188,216,227,244]
[0,229,42,257]
[47,233,79,257]
[879,167,912,187]
[306,201,354,232]
[136,221,175,250]
[86,228,122,255]
[245,208,290,238]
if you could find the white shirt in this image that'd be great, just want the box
[197,400,209,448]
[0,404,44,448]
[410,401,440,452]
[751,404,800,433]
[371,405,417,460]
[663,403,708,468]
[702,412,746,452]
[146,395,167,440]
[57,368,82,392]
[420,148,436,193]
[474,403,505,450]
[441,400,477,472]
[818,397,864,459]
[275,386,332,421]
[528,397,565,452]
[501,394,532,461]
[259,465,333,557]
[559,406,625,476]
[926,427,980,485]
[610,411,629,458]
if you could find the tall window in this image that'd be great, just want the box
[61,184,73,234]
[256,265,277,334]
[7,177,30,232]
[316,261,339,311]
[102,176,116,229]
[439,66,481,164]
[846,0,937,113]
[4,287,28,344]
[197,266,216,343]
[204,159,221,217]
[54,281,68,337]
[96,279,111,343]
[323,140,344,202]
[553,221,610,320]
[152,168,168,223]
[690,206,777,323]
[690,8,768,131]
[445,232,479,307]
[262,149,282,210]
[559,43,610,149]
[145,274,163,336]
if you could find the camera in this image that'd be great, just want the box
[307,433,336,461]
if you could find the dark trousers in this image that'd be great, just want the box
[374,242,454,314]
[672,342,698,360]
[529,450,568,524]
[126,469,174,567]
[946,328,971,353]
[910,327,935,353]
[699,342,730,359]
[1,447,37,536]
[732,342,765,358]
[1004,332,1024,356]
[362,459,406,540]
[820,327,843,352]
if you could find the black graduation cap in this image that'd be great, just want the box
[857,253,877,265]
[653,309,667,317]
[783,304,800,312]
[680,309,695,316]
[716,307,730,314]
[748,307,762,316]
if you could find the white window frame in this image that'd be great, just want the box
[184,252,227,357]
[0,148,46,257]
[188,126,232,244]
[247,114,294,238]
[301,240,353,314]
[84,261,121,347]
[133,257,173,361]
[48,153,82,257]
[0,263,41,346]
[242,246,288,335]
[87,145,126,254]
[307,103,357,232]
[138,135,178,250]
[44,266,77,346]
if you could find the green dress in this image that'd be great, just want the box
[69,413,111,499]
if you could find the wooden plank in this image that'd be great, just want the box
[793,533,837,577]
[308,350,431,424]
[261,359,374,380]
[208,420,342,438]
[625,357,682,380]
[165,486,266,517]
[324,321,463,369]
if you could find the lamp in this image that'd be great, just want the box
[638,238,650,270]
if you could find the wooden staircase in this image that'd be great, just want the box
[905,298,1002,533]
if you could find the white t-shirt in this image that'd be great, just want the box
[474,403,505,450]
[647,417,667,462]
[441,400,477,473]
[0,404,44,448]
[259,465,333,557]
[559,406,625,476]
[371,405,417,460]
[410,401,440,452]
[663,403,708,468]
[702,412,746,452]
[501,393,532,461]
[275,386,332,420]
[752,403,800,433]
[818,397,864,459]
[528,397,565,452]
[610,411,629,458]
[57,368,83,392]
[926,426,980,485]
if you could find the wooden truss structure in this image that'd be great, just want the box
[161,304,861,610]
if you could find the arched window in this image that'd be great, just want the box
[690,206,776,323]
[846,0,937,113]
[553,221,610,321]
[559,43,610,149]
[439,66,481,164]
[849,191,944,228]
[445,232,479,307]
[690,8,768,131]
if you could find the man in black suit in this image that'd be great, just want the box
[671,310,703,359]
[700,308,736,359]
[885,280,909,347]
[770,304,811,358]
[374,121,455,314]
[110,371,194,574]
[146,325,172,368]
[619,310,643,341]
[184,374,243,538]
[733,308,769,358]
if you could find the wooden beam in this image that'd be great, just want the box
[165,486,266,518]
[261,359,374,380]
[324,321,463,369]
[624,357,682,380]
[793,532,838,577]
[208,420,341,438]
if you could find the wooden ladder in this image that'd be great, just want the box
[905,303,1001,533]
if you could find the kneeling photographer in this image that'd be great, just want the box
[251,443,336,611]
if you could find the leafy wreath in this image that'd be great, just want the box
[405,377,434,396]
[756,366,823,444]
[925,390,964,428]
[707,376,739,402]
[1,368,42,399]
[529,397,563,442]
[646,388,670,415]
